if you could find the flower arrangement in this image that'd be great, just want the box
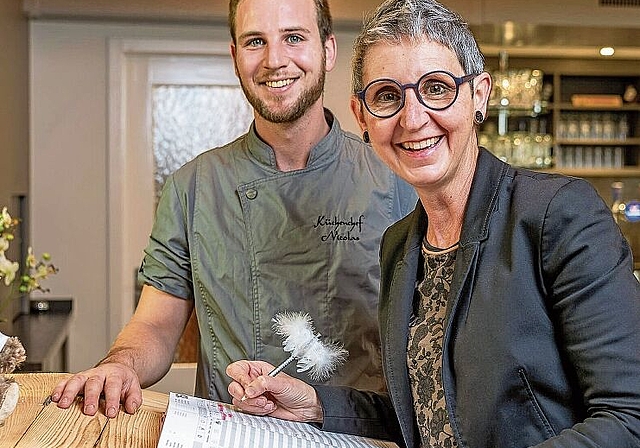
[0,206,57,426]
[0,206,58,322]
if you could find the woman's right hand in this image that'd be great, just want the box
[226,360,324,423]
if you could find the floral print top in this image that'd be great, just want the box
[407,240,458,448]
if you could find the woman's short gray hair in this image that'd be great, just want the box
[351,0,485,94]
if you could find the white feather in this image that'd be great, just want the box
[272,311,348,381]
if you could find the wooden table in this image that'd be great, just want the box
[0,373,169,448]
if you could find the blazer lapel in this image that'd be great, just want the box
[381,207,425,448]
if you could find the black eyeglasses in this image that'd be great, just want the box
[357,70,479,119]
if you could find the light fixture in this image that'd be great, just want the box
[600,46,615,57]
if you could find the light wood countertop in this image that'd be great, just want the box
[0,372,168,448]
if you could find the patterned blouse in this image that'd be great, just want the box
[407,239,458,448]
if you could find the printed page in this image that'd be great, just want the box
[157,392,398,448]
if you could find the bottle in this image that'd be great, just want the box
[617,115,629,141]
[611,181,625,224]
[623,183,640,223]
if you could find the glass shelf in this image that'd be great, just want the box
[557,138,640,146]
[488,104,549,118]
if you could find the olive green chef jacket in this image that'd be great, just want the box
[139,111,417,402]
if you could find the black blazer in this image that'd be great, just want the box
[317,148,640,448]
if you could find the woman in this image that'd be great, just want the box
[226,0,640,446]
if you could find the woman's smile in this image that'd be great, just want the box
[399,135,442,152]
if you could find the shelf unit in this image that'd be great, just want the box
[481,56,640,176]
[481,56,640,265]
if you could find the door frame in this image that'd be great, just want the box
[106,38,238,343]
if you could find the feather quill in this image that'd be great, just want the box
[270,311,347,381]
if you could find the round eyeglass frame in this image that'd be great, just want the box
[357,70,479,119]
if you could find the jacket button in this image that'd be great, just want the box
[245,189,258,200]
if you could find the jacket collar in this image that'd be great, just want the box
[245,109,341,168]
[401,147,510,254]
[459,148,510,247]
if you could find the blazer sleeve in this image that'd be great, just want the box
[535,178,640,447]
[314,385,404,445]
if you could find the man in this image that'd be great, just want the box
[51,0,415,418]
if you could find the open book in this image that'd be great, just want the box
[157,392,399,448]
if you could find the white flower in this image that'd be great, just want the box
[0,207,11,229]
[26,247,36,269]
[0,237,8,253]
[0,254,20,286]
[1,205,58,321]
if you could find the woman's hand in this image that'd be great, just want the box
[226,360,324,423]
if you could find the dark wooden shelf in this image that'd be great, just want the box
[553,102,640,112]
[556,138,640,146]
[487,106,550,117]
[12,298,73,372]
[537,167,640,177]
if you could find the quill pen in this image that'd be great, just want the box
[241,311,348,401]
[268,311,347,381]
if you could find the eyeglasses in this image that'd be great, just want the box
[357,70,479,119]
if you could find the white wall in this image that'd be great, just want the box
[327,29,361,134]
[29,20,358,372]
[30,21,109,371]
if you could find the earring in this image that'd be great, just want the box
[474,110,485,125]
[363,130,370,143]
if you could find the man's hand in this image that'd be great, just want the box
[50,361,142,418]
[226,360,323,423]
[50,286,192,419]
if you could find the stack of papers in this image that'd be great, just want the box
[157,392,399,448]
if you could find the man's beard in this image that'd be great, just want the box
[239,69,326,124]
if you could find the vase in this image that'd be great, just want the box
[0,377,20,426]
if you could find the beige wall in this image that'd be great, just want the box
[0,0,29,319]
[0,1,29,209]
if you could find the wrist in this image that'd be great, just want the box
[96,348,135,369]
[305,388,324,423]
